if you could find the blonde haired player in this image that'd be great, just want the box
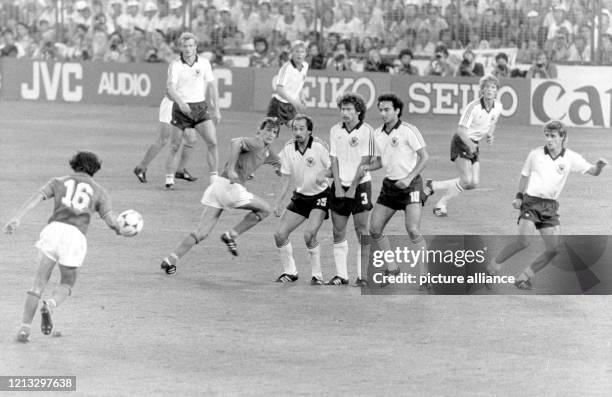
[4,152,123,342]
[166,31,221,188]
[424,75,502,217]
[486,121,607,289]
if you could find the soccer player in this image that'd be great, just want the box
[4,152,122,343]
[273,114,331,285]
[133,96,199,185]
[327,93,375,286]
[424,75,502,217]
[165,31,221,189]
[486,121,607,290]
[358,93,429,285]
[160,117,282,275]
[267,40,308,126]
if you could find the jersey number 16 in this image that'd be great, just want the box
[61,180,93,211]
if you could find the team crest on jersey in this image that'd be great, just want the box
[390,137,400,147]
[556,163,566,174]
[195,68,202,76]
[349,137,359,147]
[306,157,315,167]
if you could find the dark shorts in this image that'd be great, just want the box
[171,101,211,130]
[376,176,424,211]
[518,194,560,230]
[450,133,479,164]
[267,97,297,125]
[329,181,373,216]
[287,189,330,219]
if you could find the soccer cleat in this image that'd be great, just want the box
[275,273,298,283]
[423,179,434,196]
[165,183,174,190]
[221,232,238,256]
[326,275,349,285]
[514,278,533,290]
[133,167,147,183]
[433,207,448,217]
[40,301,53,335]
[160,258,176,275]
[353,277,368,287]
[16,328,30,343]
[310,276,323,285]
[175,169,198,182]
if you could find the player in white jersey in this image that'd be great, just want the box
[267,40,308,125]
[327,93,375,286]
[166,32,221,188]
[486,121,607,290]
[359,93,430,287]
[273,115,331,284]
[133,96,199,186]
[424,75,502,217]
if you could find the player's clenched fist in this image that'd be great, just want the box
[512,198,522,209]
[4,219,20,234]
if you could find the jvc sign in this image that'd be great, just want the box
[21,62,83,102]
[531,79,612,128]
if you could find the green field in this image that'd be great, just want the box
[1,101,611,396]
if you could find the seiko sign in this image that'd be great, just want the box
[302,76,378,109]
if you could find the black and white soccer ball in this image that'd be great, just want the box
[117,209,143,237]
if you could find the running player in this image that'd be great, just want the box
[327,93,375,286]
[486,121,607,289]
[4,152,122,343]
[267,40,308,126]
[166,32,221,189]
[133,96,199,185]
[273,114,331,285]
[359,93,429,286]
[424,75,502,217]
[160,117,282,275]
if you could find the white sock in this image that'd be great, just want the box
[307,244,322,280]
[165,174,175,185]
[432,178,458,192]
[333,240,348,279]
[436,178,463,209]
[278,242,297,275]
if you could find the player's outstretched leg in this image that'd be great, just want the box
[134,122,174,183]
[17,255,56,342]
[220,197,271,257]
[515,227,560,290]
[161,206,223,274]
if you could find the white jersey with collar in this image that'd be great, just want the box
[272,59,308,104]
[167,54,214,103]
[373,120,426,180]
[522,146,591,200]
[459,97,502,141]
[279,136,331,196]
[329,121,375,186]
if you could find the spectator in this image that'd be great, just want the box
[527,51,557,78]
[253,1,277,45]
[16,22,35,58]
[419,4,448,45]
[361,1,385,40]
[73,0,93,30]
[108,0,124,34]
[320,7,336,38]
[236,0,258,45]
[149,29,174,63]
[38,0,58,26]
[546,4,573,41]
[602,33,612,65]
[395,48,418,75]
[393,28,417,54]
[126,26,148,62]
[249,36,271,67]
[568,34,591,63]
[356,36,375,54]
[424,44,454,77]
[480,8,503,48]
[166,0,185,40]
[144,1,169,34]
[517,38,540,63]
[396,3,422,34]
[301,5,317,36]
[363,48,391,72]
[455,49,485,77]
[91,25,109,61]
[326,41,352,71]
[191,3,209,44]
[306,42,326,70]
[331,0,363,42]
[1,29,25,58]
[212,7,238,49]
[492,52,510,78]
[103,31,129,62]
[274,1,305,43]
[518,10,547,50]
[414,27,435,57]
[69,23,92,60]
[549,30,571,62]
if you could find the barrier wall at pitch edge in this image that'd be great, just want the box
[1,58,610,128]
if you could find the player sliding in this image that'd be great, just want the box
[4,152,123,343]
[133,96,199,186]
[486,121,607,289]
[160,117,282,275]
[424,75,501,217]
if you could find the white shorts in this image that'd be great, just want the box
[35,222,88,268]
[201,176,254,209]
[159,96,173,124]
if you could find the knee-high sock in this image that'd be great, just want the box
[333,240,348,279]
[373,235,398,270]
[278,241,297,275]
[357,236,371,278]
[436,178,463,208]
[307,244,322,280]
[410,235,427,277]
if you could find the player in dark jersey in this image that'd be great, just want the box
[4,152,122,343]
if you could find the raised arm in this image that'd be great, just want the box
[3,191,45,234]
[586,158,608,176]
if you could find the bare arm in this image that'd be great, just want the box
[586,158,608,176]
[330,156,345,199]
[167,65,191,115]
[3,191,45,234]
[102,211,121,235]
[346,155,372,198]
[396,148,429,189]
[512,174,529,209]
[274,174,292,217]
[206,79,221,124]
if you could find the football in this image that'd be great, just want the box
[117,209,143,237]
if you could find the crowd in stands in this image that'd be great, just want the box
[1,0,612,74]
